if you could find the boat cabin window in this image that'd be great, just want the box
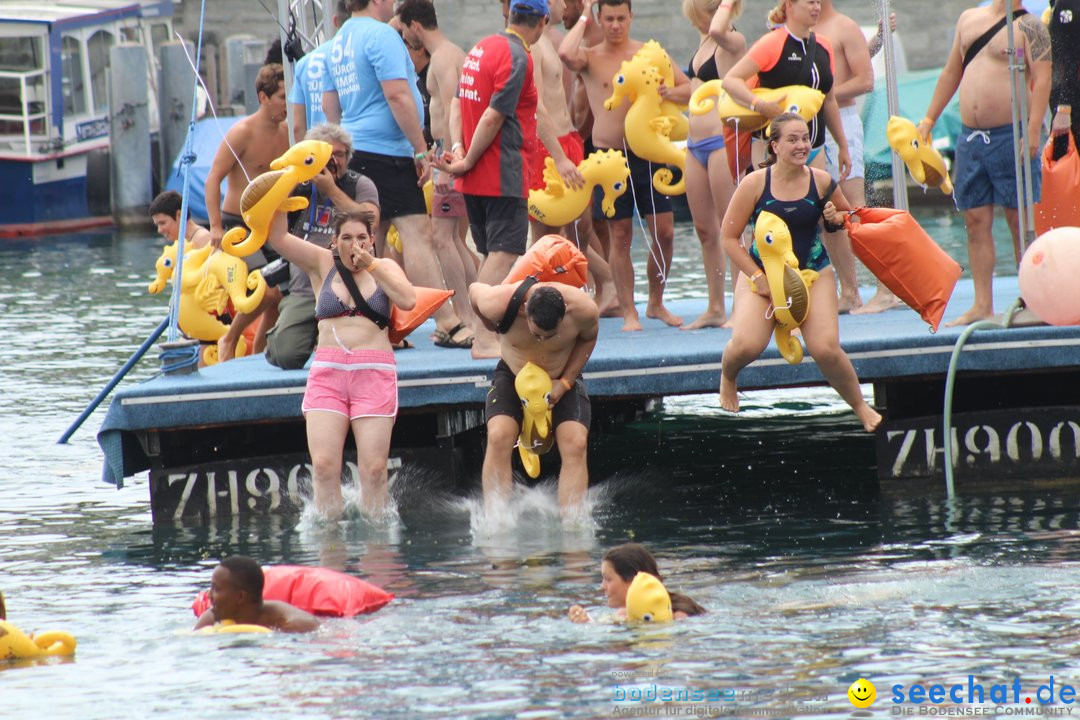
[87,29,115,114]
[0,37,43,72]
[150,23,170,51]
[0,37,44,118]
[62,36,87,116]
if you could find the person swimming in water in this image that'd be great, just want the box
[193,556,320,633]
[567,543,705,622]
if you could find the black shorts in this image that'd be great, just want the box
[485,360,591,429]
[591,145,673,221]
[221,211,279,269]
[464,195,528,256]
[348,150,427,220]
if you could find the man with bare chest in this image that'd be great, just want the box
[529,0,616,315]
[205,64,290,361]
[206,64,290,250]
[469,277,598,516]
[558,0,689,333]
[917,0,1050,326]
[816,1,901,316]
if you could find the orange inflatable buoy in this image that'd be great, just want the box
[192,565,394,618]
[1033,133,1080,236]
[388,286,455,344]
[503,234,589,288]
[844,208,962,332]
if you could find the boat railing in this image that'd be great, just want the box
[0,69,49,156]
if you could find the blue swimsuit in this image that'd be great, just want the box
[749,167,830,272]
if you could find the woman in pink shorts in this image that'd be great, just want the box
[267,209,416,519]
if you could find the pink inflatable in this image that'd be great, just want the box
[1018,227,1080,325]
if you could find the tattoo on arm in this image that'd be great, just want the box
[1020,14,1051,62]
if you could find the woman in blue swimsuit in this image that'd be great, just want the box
[718,113,880,432]
[681,0,746,330]
[267,209,416,519]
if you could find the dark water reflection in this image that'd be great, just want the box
[3,223,1075,719]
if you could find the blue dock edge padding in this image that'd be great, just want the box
[164,116,241,223]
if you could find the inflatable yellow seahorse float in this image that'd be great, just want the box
[633,40,689,141]
[0,620,76,659]
[515,362,555,479]
[689,83,825,134]
[221,139,333,257]
[148,242,266,364]
[605,55,685,195]
[754,210,818,365]
[528,149,629,227]
[886,116,953,195]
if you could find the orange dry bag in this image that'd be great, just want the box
[844,207,962,332]
[1033,133,1080,236]
[388,286,454,344]
[503,234,588,287]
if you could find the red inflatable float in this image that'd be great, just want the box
[192,565,393,618]
[504,234,588,288]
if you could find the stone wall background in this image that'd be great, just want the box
[174,0,973,88]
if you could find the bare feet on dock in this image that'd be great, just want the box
[646,304,683,327]
[856,404,883,433]
[851,289,903,315]
[837,292,863,315]
[622,314,644,332]
[945,306,994,327]
[719,375,739,413]
[594,285,619,318]
[681,311,728,331]
[217,336,237,363]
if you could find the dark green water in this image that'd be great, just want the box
[4,218,1077,720]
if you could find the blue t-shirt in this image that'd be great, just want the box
[289,42,330,130]
[322,16,424,157]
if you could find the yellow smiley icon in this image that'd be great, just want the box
[848,678,876,708]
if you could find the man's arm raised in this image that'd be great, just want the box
[558,0,593,73]
[830,20,874,104]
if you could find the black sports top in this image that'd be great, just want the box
[747,28,835,148]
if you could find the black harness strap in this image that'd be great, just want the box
[332,253,390,329]
[496,276,539,335]
[962,10,1028,71]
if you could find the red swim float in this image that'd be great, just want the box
[503,234,588,288]
[192,565,393,618]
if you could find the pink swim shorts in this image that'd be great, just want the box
[302,347,398,419]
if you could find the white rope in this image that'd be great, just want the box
[174,32,253,184]
[621,139,668,287]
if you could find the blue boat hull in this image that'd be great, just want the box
[0,152,113,237]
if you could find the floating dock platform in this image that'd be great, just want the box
[97,276,1080,521]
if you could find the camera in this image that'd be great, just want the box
[260,257,291,288]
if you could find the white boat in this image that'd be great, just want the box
[0,0,173,237]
